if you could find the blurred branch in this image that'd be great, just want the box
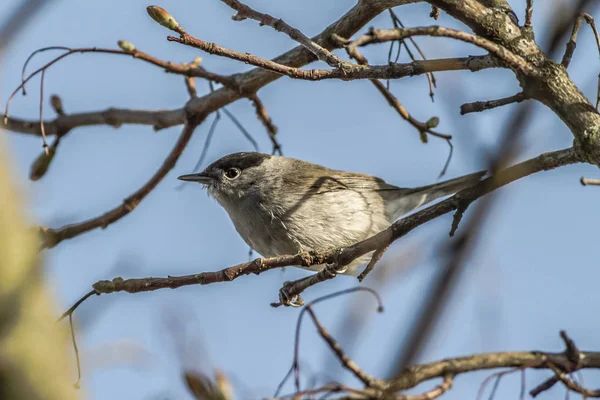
[40,118,205,248]
[544,0,598,57]
[387,344,600,393]
[273,312,600,399]
[0,0,53,52]
[389,100,535,377]
[273,146,579,307]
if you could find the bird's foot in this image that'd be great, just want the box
[270,281,305,308]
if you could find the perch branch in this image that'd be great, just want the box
[60,147,580,311]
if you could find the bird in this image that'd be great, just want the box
[178,152,485,276]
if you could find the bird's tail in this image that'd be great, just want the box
[386,170,486,220]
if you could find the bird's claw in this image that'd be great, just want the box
[327,262,347,275]
[270,281,305,308]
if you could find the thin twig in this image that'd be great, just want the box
[335,35,451,142]
[40,118,204,248]
[3,54,500,138]
[388,10,437,101]
[524,0,534,31]
[461,92,527,115]
[68,314,82,389]
[220,0,348,69]
[248,95,281,155]
[21,46,70,95]
[4,46,233,123]
[191,113,221,173]
[349,26,538,77]
[357,246,389,282]
[57,290,97,322]
[561,12,600,68]
[546,364,600,397]
[581,177,600,186]
[281,288,383,393]
[39,69,49,154]
[305,306,382,388]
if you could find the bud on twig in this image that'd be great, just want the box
[30,138,60,181]
[117,40,136,52]
[146,6,184,33]
[190,57,203,67]
[50,95,64,115]
[426,116,440,128]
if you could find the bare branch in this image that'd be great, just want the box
[2,107,184,136]
[561,12,600,68]
[220,0,348,69]
[40,118,204,248]
[348,26,537,76]
[3,56,497,137]
[387,348,600,393]
[357,246,389,282]
[335,34,451,142]
[460,92,527,114]
[581,177,600,186]
[248,95,281,154]
[3,46,234,123]
[524,0,534,31]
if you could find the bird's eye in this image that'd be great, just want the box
[224,167,241,180]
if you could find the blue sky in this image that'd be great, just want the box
[2,1,600,399]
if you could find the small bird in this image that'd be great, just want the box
[178,152,484,275]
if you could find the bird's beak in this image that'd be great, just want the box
[177,172,215,184]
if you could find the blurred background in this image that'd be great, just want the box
[1,0,599,399]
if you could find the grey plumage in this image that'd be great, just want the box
[178,152,485,275]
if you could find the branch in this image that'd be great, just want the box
[61,147,580,311]
[348,26,537,76]
[248,95,281,154]
[220,0,348,69]
[386,348,600,393]
[524,0,534,32]
[561,12,600,68]
[2,107,184,136]
[460,92,527,114]
[273,147,580,305]
[3,46,234,123]
[581,177,600,186]
[3,56,498,137]
[426,0,600,165]
[40,117,204,248]
[335,34,451,142]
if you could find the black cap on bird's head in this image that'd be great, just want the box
[177,152,271,187]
